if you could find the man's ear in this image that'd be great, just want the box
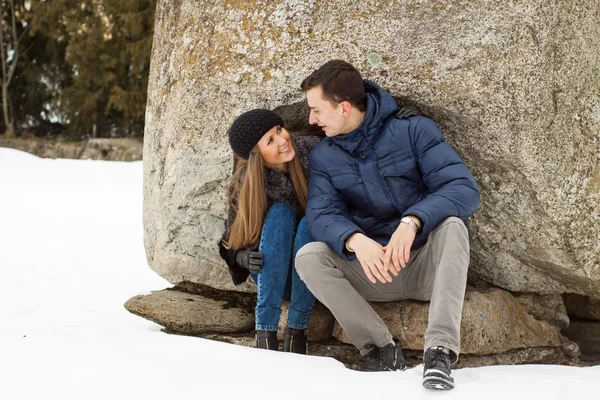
[340,101,351,116]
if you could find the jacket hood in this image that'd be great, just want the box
[331,79,398,154]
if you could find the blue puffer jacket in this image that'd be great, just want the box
[306,80,480,260]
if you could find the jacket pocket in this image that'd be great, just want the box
[331,172,363,190]
[379,157,417,178]
[378,156,424,208]
[330,171,369,212]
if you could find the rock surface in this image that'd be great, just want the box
[124,288,255,334]
[202,333,576,370]
[562,320,600,361]
[125,286,582,365]
[333,288,565,355]
[515,293,570,329]
[124,286,334,340]
[143,0,600,297]
[276,302,335,342]
[0,137,143,161]
[564,294,600,321]
[125,283,580,369]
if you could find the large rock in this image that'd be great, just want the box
[332,288,567,355]
[143,1,600,295]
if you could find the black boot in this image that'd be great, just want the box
[283,327,308,354]
[364,339,406,371]
[256,330,279,351]
[422,346,455,390]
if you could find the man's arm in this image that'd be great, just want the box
[306,151,393,284]
[402,117,481,235]
[306,150,364,260]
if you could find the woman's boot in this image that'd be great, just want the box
[256,330,279,350]
[283,327,308,354]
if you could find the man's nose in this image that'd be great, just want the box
[309,111,318,125]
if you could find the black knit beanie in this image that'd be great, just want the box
[228,109,284,160]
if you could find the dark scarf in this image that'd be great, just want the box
[264,166,301,213]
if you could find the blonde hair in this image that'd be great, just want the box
[223,137,308,250]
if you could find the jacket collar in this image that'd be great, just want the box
[330,80,398,155]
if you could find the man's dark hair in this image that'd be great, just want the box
[301,60,366,112]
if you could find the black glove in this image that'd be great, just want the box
[235,250,264,274]
[396,105,422,119]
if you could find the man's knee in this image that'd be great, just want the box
[434,217,468,236]
[295,242,332,280]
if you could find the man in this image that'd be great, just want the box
[295,60,480,390]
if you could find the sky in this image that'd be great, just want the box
[0,147,598,399]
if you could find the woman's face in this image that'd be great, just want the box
[256,125,295,170]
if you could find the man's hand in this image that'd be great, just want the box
[235,250,264,274]
[382,218,418,274]
[346,233,393,284]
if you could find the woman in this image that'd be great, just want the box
[219,109,321,354]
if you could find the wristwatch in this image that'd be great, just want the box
[400,216,419,234]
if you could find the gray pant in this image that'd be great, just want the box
[295,217,469,358]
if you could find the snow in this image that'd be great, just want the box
[0,147,598,399]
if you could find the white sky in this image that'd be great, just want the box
[0,147,598,399]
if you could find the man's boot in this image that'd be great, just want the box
[256,330,279,351]
[422,346,455,390]
[364,339,406,371]
[283,327,308,354]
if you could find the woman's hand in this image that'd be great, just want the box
[235,250,264,274]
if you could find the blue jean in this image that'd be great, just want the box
[251,203,315,331]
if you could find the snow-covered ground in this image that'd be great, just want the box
[0,147,598,399]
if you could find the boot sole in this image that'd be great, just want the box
[422,376,455,390]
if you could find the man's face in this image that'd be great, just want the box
[306,86,347,137]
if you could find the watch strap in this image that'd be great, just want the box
[400,217,419,234]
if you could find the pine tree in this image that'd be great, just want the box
[103,0,155,136]
[27,0,155,139]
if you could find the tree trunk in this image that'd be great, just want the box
[2,84,14,137]
[0,0,18,137]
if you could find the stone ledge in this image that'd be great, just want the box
[333,288,568,356]
[197,334,578,370]
[124,285,583,366]
[124,288,254,335]
[0,137,143,161]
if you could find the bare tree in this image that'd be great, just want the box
[0,0,23,137]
